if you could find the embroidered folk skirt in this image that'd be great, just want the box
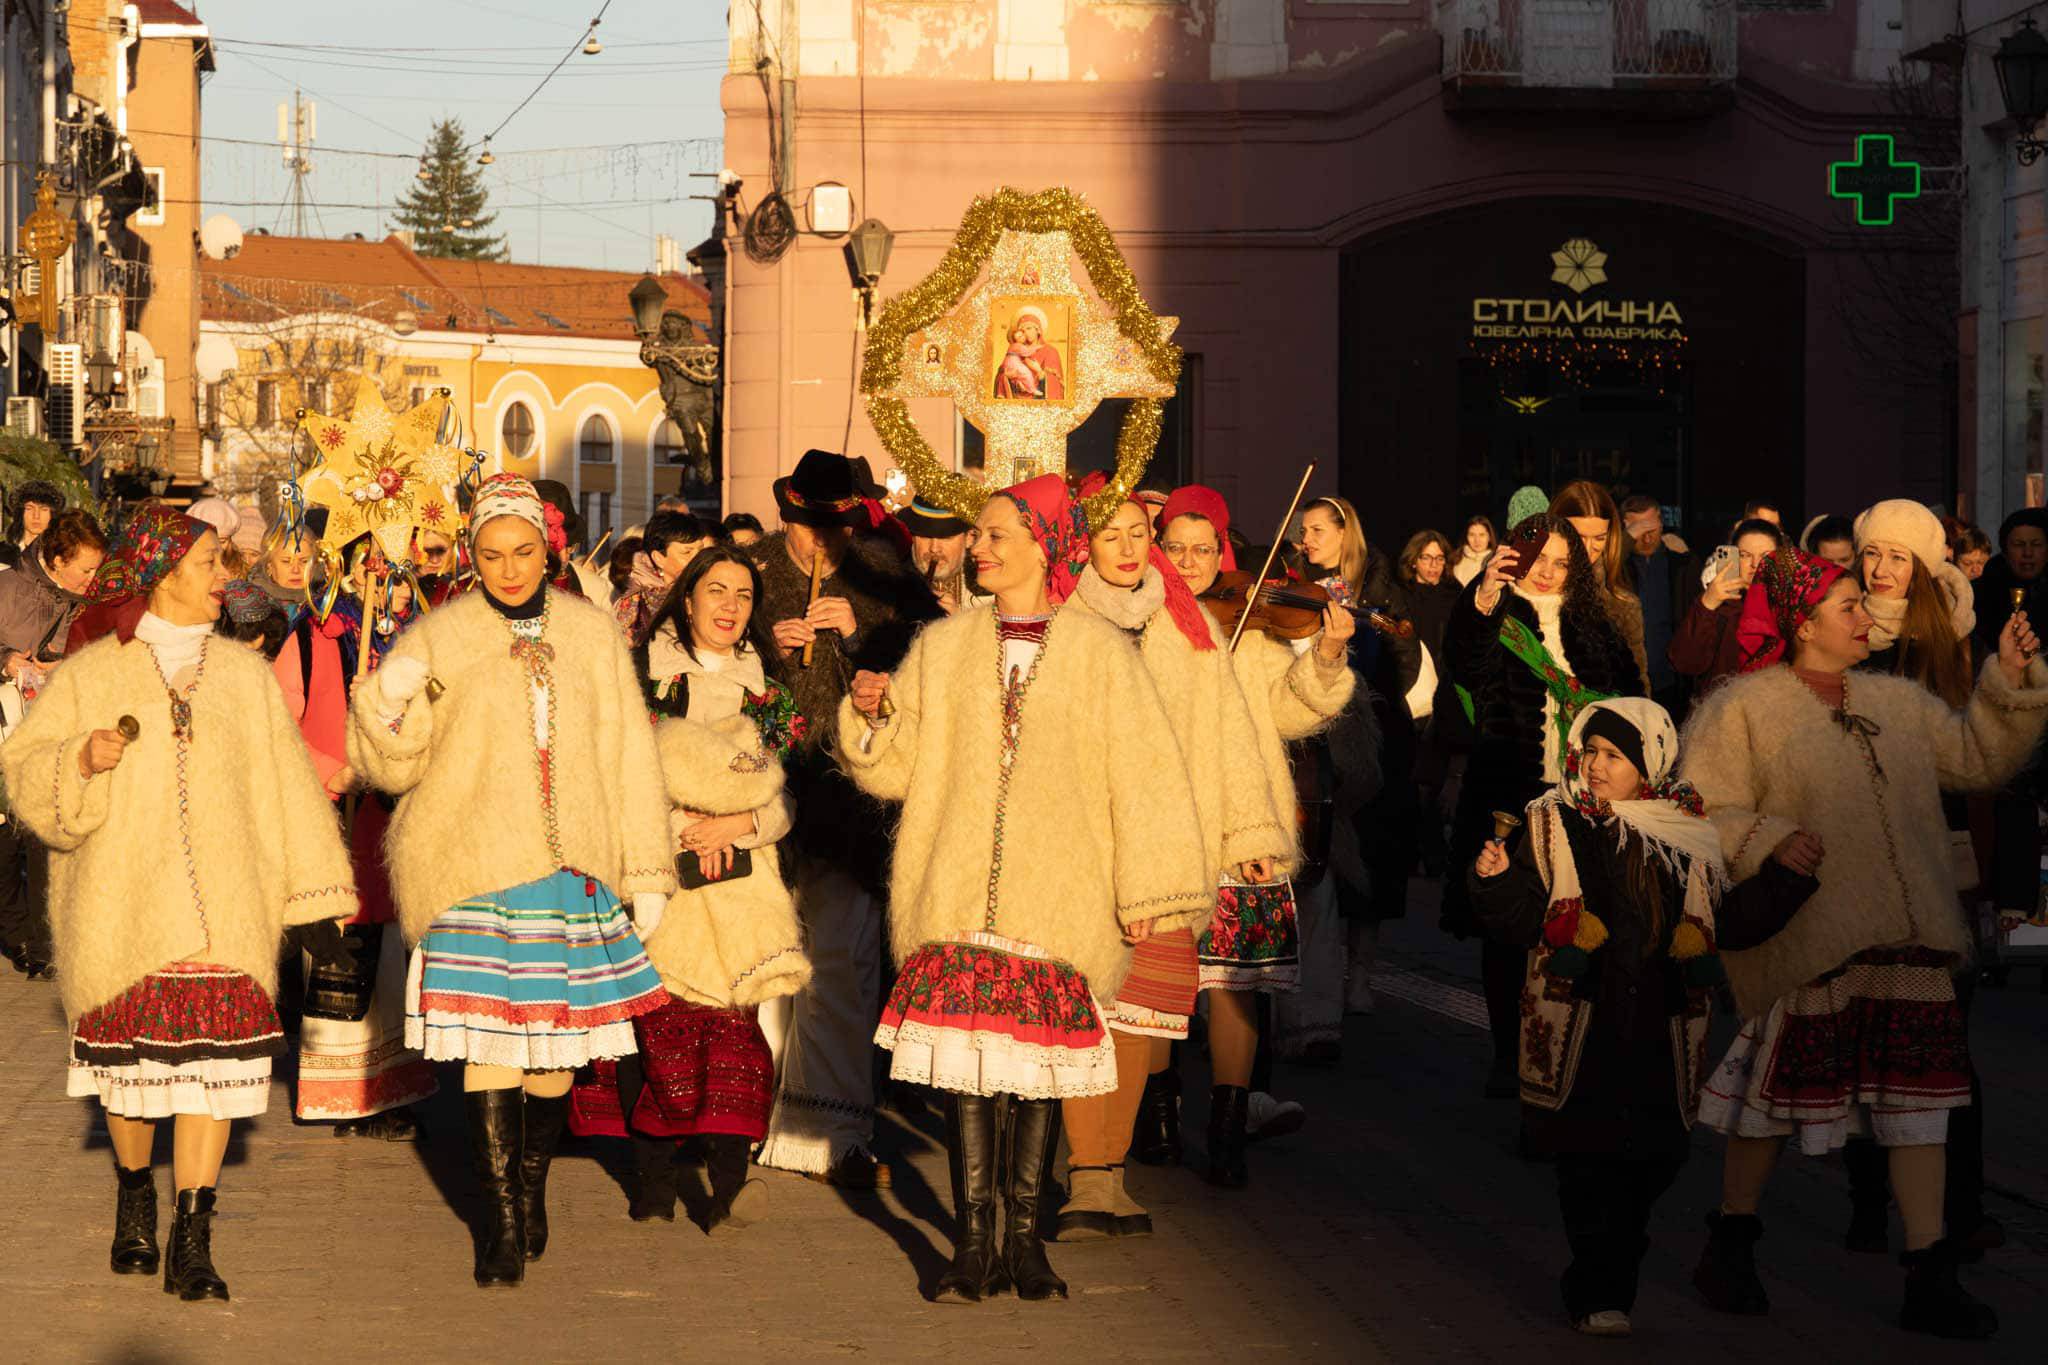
[405,870,667,1071]
[68,963,285,1120]
[874,931,1117,1100]
[297,924,437,1122]
[1197,878,1301,993]
[570,997,776,1142]
[1698,948,1969,1155]
[1106,927,1199,1039]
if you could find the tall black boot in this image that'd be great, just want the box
[629,1137,679,1222]
[1131,1069,1181,1167]
[1003,1097,1068,1302]
[1841,1139,1890,1253]
[1205,1085,1250,1189]
[701,1133,768,1234]
[1900,1239,1998,1339]
[465,1088,525,1288]
[519,1091,571,1262]
[1692,1210,1768,1315]
[161,1187,228,1302]
[110,1164,160,1276]
[933,1093,1005,1304]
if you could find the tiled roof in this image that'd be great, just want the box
[135,1,206,27]
[200,233,711,342]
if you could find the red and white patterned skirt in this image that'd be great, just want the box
[570,997,776,1141]
[68,963,286,1120]
[1106,928,1199,1039]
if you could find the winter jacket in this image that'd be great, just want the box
[0,633,354,1019]
[0,549,89,666]
[1667,596,1745,696]
[345,588,677,945]
[1229,625,1357,876]
[1680,658,2048,1016]
[836,605,1212,1001]
[273,617,349,789]
[1971,554,2047,657]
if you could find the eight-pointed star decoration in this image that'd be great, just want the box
[892,227,1178,487]
[295,385,464,562]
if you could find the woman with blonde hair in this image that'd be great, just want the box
[1551,481,1649,691]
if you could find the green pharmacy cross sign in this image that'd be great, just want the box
[1829,134,1923,227]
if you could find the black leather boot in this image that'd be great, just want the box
[1692,1210,1768,1315]
[519,1091,571,1261]
[1205,1085,1250,1189]
[465,1088,525,1287]
[110,1164,159,1276]
[1003,1097,1068,1302]
[628,1136,679,1222]
[1899,1239,1999,1339]
[1131,1070,1181,1167]
[1841,1138,1890,1253]
[162,1187,228,1302]
[933,1093,1005,1304]
[701,1133,768,1234]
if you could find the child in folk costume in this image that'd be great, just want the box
[1683,549,2048,1340]
[0,511,355,1301]
[1154,485,1357,1184]
[1471,698,1773,1337]
[1054,480,1292,1238]
[842,475,1211,1303]
[346,475,675,1288]
[571,546,812,1232]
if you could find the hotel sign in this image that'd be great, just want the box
[1471,239,1685,342]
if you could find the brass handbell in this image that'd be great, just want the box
[116,715,140,741]
[1490,810,1523,841]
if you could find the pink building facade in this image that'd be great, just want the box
[718,2,1940,546]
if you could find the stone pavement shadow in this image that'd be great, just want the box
[827,1108,952,1297]
[400,1079,484,1227]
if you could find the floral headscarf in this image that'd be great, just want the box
[1737,547,1844,673]
[1074,472,1215,650]
[470,473,566,555]
[1556,697,1725,884]
[90,504,209,605]
[1000,474,1090,605]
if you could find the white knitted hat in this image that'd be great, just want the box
[1852,499,1946,574]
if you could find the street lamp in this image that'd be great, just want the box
[1996,19,2048,165]
[847,218,895,327]
[629,273,669,337]
[86,349,119,399]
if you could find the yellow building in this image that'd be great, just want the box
[200,233,711,539]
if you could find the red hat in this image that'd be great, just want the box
[1159,485,1237,572]
[1074,472,1214,651]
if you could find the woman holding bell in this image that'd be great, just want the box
[346,474,675,1288]
[841,475,1210,1304]
[0,508,354,1302]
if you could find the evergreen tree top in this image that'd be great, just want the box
[394,118,506,262]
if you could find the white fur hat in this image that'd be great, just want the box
[1852,499,1946,575]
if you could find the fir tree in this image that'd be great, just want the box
[393,119,505,260]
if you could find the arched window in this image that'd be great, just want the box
[500,403,535,459]
[579,414,615,464]
[654,417,688,464]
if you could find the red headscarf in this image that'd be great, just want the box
[1738,547,1845,673]
[1158,484,1237,573]
[1074,473,1215,651]
[1000,474,1091,605]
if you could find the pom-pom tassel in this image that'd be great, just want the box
[1546,945,1590,980]
[1684,955,1727,989]
[1671,918,1710,960]
[1572,910,1609,953]
[1542,905,1580,949]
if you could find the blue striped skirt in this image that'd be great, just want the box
[404,870,667,1071]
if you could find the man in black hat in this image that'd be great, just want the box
[752,449,939,1188]
[895,498,983,616]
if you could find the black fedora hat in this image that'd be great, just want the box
[895,497,972,539]
[773,449,871,528]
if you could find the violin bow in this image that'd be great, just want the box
[1229,461,1318,655]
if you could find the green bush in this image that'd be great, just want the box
[0,432,100,520]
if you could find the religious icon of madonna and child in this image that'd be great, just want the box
[988,299,1072,402]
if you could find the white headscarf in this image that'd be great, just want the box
[1552,697,1728,890]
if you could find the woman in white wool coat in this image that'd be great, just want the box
[1680,548,2048,1342]
[0,509,353,1303]
[346,474,675,1290]
[570,544,810,1235]
[1052,482,1293,1241]
[842,474,1211,1306]
[1155,484,1358,1186]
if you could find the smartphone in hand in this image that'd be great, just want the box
[1700,544,1739,589]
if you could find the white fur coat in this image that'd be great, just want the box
[1229,626,1357,874]
[0,634,353,1020]
[1680,658,2048,1015]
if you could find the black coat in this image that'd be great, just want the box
[1972,555,2046,657]
[1440,579,1641,934]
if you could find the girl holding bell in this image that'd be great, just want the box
[1471,697,1766,1338]
[841,475,1210,1304]
[1053,479,1290,1240]
[346,475,675,1288]
[0,510,355,1301]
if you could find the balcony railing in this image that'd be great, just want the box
[1438,0,1737,90]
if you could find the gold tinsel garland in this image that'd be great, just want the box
[861,187,1181,532]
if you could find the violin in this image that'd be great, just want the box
[1201,570,1415,643]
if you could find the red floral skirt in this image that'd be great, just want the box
[570,997,775,1141]
[1197,878,1300,993]
[873,932,1117,1100]
[72,964,286,1067]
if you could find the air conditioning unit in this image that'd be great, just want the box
[4,397,43,438]
[45,343,84,447]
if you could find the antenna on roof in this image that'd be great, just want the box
[277,90,315,237]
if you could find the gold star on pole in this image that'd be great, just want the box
[296,385,461,562]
